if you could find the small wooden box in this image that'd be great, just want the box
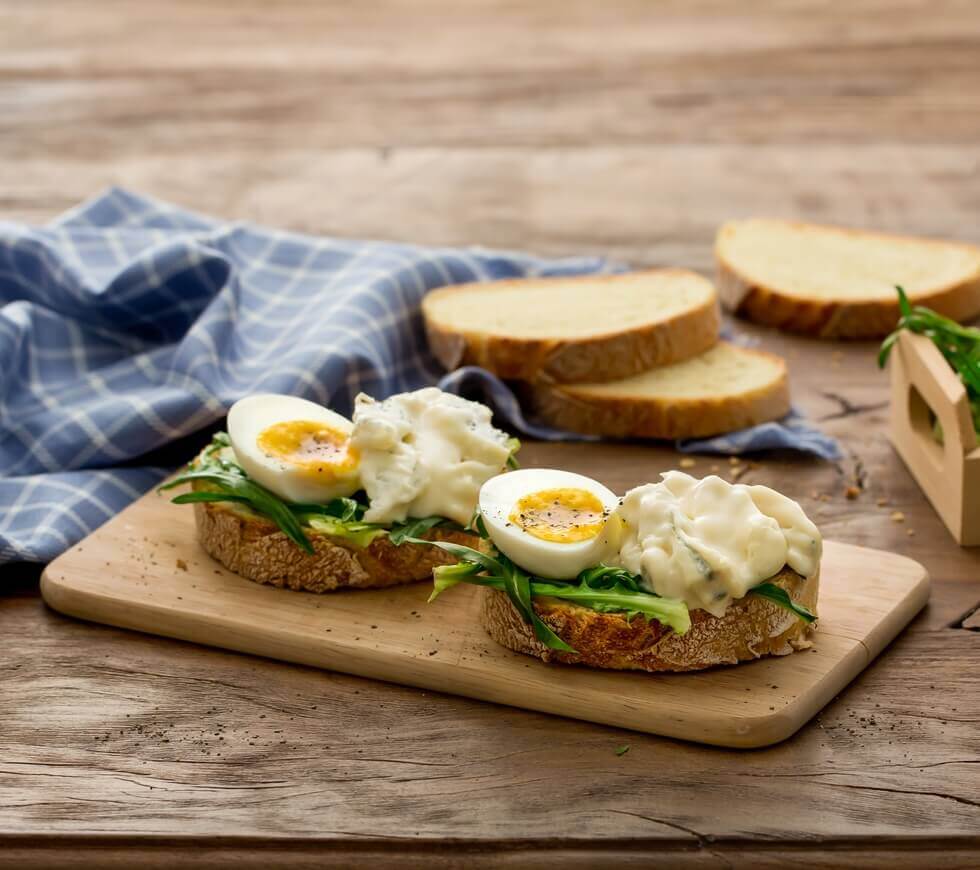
[888,331,980,546]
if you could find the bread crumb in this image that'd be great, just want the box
[710,464,720,473]
[890,511,905,523]
[876,497,889,507]
[819,494,831,503]
[728,456,742,466]
[679,457,696,469]
[844,486,860,500]
[906,528,916,537]
[730,465,749,482]
[176,559,188,571]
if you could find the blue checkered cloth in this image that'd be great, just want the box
[0,189,839,564]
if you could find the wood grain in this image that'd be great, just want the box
[38,490,929,747]
[3,0,980,865]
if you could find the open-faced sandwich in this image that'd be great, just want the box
[162,388,519,592]
[414,469,820,672]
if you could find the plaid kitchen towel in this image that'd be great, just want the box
[0,189,839,564]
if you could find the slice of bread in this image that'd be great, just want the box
[526,341,789,439]
[194,499,475,593]
[716,219,980,338]
[422,269,720,383]
[480,566,817,673]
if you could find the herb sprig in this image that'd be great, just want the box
[162,464,317,553]
[411,536,576,651]
[162,433,452,553]
[410,536,691,652]
[879,285,980,439]
[506,437,522,470]
[413,528,816,651]
[750,582,816,624]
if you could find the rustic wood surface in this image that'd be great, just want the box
[2,0,979,867]
[40,504,932,747]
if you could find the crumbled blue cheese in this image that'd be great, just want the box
[351,387,512,526]
[614,472,822,617]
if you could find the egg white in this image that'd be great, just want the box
[227,394,360,504]
[479,468,622,580]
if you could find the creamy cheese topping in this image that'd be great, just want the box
[613,471,821,617]
[351,387,512,526]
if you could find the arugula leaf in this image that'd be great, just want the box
[408,538,691,648]
[388,515,447,547]
[577,564,646,592]
[749,582,816,624]
[470,510,491,540]
[303,515,387,549]
[205,430,231,455]
[506,437,521,470]
[879,286,980,446]
[291,495,367,522]
[161,466,315,554]
[505,559,576,652]
[430,561,484,601]
[880,285,980,395]
[532,578,691,635]
[170,490,253,506]
[415,526,809,637]
[405,536,575,652]
[165,435,375,554]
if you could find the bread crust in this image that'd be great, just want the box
[525,345,790,439]
[194,500,475,593]
[716,220,980,338]
[480,566,818,673]
[422,269,720,383]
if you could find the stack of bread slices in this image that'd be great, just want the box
[422,269,789,439]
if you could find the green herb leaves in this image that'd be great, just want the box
[162,463,316,554]
[164,433,450,554]
[576,564,646,591]
[537,579,692,634]
[414,538,693,650]
[505,437,522,470]
[303,515,386,550]
[294,496,366,523]
[880,286,980,402]
[410,537,575,651]
[388,515,448,547]
[417,531,818,648]
[749,582,816,624]
[879,286,980,444]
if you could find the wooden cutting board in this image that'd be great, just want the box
[40,487,929,748]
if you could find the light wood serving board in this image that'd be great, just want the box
[41,487,930,748]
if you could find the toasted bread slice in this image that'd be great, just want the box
[194,499,475,593]
[481,566,817,672]
[716,219,980,338]
[527,341,789,439]
[422,269,720,383]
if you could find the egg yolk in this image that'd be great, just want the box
[509,487,607,543]
[257,420,359,477]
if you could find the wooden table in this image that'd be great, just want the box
[2,2,979,867]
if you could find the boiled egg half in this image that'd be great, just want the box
[478,468,622,579]
[227,394,360,504]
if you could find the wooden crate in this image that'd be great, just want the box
[888,331,980,545]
